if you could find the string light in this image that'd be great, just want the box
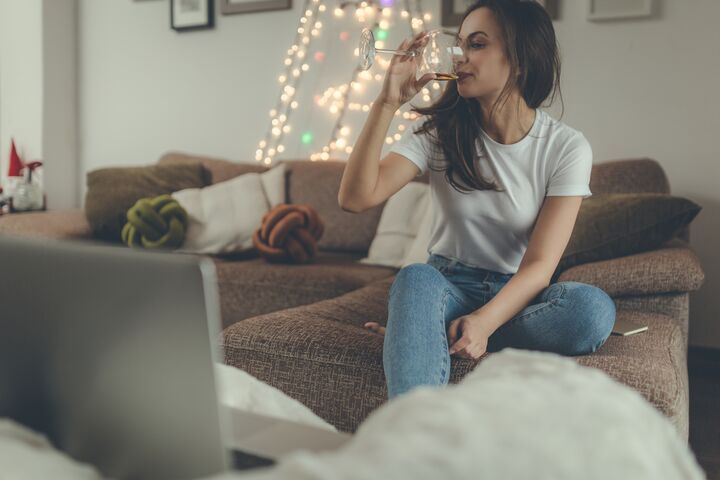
[258,0,438,164]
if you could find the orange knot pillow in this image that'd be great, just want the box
[253,204,325,263]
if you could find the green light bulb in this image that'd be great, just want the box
[301,132,314,145]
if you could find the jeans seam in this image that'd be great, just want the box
[439,289,451,383]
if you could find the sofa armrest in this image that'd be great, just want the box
[557,245,704,297]
[0,209,92,241]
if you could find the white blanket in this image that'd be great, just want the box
[1,350,704,480]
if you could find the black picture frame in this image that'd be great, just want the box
[171,0,214,32]
[220,0,292,15]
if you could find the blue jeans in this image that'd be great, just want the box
[383,254,616,399]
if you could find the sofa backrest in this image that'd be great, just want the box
[590,158,670,194]
[158,153,673,253]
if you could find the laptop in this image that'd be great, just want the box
[0,235,350,479]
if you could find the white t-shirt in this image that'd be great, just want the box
[390,109,592,274]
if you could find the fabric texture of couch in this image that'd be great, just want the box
[0,153,704,440]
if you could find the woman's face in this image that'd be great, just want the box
[454,7,512,101]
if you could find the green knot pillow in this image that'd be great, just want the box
[121,195,188,249]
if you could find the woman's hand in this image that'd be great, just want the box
[377,31,436,109]
[447,315,494,360]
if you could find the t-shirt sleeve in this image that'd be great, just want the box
[389,120,433,177]
[546,133,593,198]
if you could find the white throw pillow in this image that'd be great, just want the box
[359,182,429,268]
[401,196,433,267]
[172,163,285,254]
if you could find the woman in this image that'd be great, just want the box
[338,0,615,399]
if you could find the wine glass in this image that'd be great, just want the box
[358,28,463,81]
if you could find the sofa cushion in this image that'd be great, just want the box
[359,182,429,268]
[212,251,396,329]
[158,152,269,184]
[284,161,387,253]
[172,164,286,254]
[558,244,705,297]
[0,209,91,241]
[590,158,670,195]
[555,193,701,275]
[84,163,209,242]
[222,274,688,436]
[575,311,687,436]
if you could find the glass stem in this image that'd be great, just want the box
[376,48,417,57]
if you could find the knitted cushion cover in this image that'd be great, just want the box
[253,204,324,264]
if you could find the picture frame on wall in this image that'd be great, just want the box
[171,0,214,32]
[441,0,558,27]
[220,0,292,15]
[587,0,653,21]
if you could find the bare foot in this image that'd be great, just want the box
[364,322,386,335]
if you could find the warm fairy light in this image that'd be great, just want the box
[257,2,436,165]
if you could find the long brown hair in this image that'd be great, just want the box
[413,0,563,193]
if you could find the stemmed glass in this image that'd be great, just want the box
[358,28,463,81]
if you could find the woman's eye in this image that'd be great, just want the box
[470,43,485,49]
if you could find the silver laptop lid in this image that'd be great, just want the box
[0,235,229,479]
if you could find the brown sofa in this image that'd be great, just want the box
[0,153,704,440]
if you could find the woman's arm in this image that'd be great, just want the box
[448,196,583,358]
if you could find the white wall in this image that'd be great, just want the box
[0,0,77,209]
[0,0,44,182]
[75,0,720,348]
